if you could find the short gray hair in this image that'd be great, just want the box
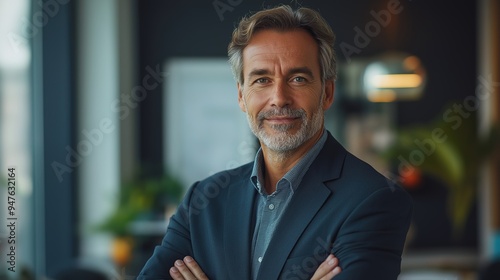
[227,5,337,84]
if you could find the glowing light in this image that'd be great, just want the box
[361,53,427,102]
[367,90,397,103]
[369,74,423,88]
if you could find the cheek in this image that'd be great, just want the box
[242,90,267,114]
[298,90,323,111]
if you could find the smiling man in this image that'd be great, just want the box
[138,5,412,280]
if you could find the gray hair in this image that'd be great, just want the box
[227,5,337,84]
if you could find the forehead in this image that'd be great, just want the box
[242,29,320,74]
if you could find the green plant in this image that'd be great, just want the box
[385,107,499,238]
[98,175,184,236]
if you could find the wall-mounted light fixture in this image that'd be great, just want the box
[333,53,427,166]
[363,53,426,102]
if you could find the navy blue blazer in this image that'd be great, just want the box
[138,133,412,279]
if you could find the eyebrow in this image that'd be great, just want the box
[288,67,314,78]
[247,67,315,79]
[248,68,270,78]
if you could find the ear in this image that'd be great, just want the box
[322,80,335,111]
[237,83,247,112]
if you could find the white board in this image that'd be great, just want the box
[164,58,256,188]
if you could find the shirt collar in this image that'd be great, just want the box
[250,129,328,195]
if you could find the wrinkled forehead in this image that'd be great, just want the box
[242,29,321,77]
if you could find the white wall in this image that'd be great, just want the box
[76,0,120,263]
[164,58,256,188]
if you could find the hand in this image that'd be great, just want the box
[170,256,209,280]
[169,254,341,280]
[311,254,342,280]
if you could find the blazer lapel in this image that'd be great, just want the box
[224,179,257,280]
[256,133,347,279]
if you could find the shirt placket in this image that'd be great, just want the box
[252,181,289,279]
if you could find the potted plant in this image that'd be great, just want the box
[98,174,184,266]
[384,107,499,239]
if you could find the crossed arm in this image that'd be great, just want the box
[138,179,412,279]
[169,254,342,280]
[166,186,412,280]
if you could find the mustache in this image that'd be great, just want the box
[257,107,306,121]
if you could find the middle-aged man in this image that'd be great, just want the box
[138,5,412,280]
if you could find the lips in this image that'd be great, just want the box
[265,116,299,124]
[257,108,306,126]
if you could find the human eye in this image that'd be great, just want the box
[254,77,270,84]
[291,76,307,83]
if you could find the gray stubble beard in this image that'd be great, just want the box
[245,100,324,155]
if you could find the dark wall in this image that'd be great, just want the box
[137,0,477,174]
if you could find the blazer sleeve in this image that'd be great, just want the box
[137,182,198,280]
[331,186,413,280]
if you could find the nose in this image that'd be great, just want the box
[270,81,292,108]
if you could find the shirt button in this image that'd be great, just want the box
[258,257,263,262]
[268,204,275,210]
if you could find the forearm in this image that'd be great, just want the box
[137,184,197,279]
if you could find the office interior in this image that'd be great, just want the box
[0,0,499,279]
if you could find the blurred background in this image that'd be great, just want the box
[0,0,499,279]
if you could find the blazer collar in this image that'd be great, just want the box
[257,132,347,279]
[223,133,347,280]
[310,132,347,183]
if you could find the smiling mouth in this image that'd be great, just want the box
[265,116,299,124]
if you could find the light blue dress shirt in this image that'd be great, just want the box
[250,129,328,279]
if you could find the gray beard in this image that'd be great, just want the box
[246,105,324,154]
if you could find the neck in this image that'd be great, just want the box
[260,128,323,193]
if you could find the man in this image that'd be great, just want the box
[138,5,412,280]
